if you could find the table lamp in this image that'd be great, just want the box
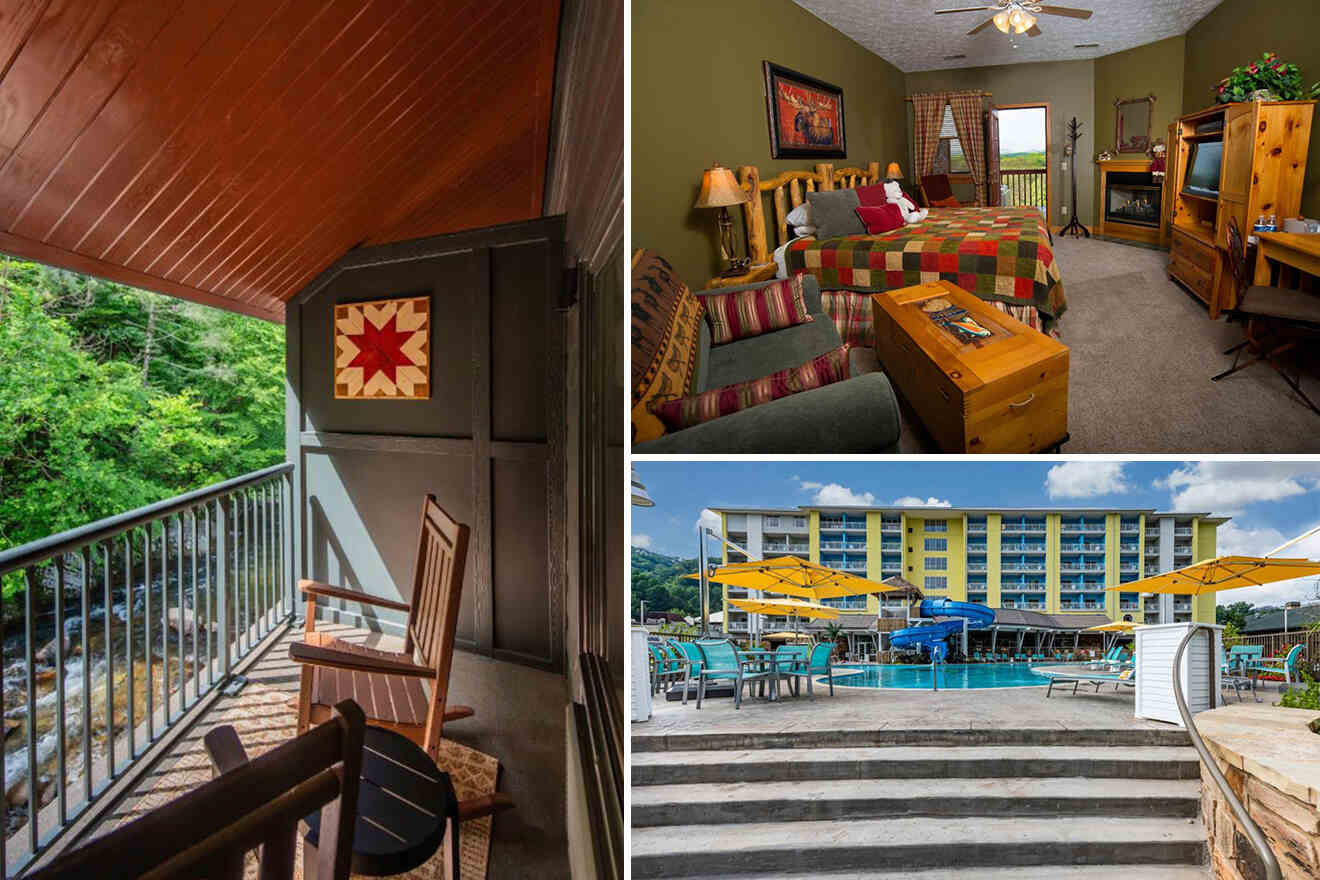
[694,163,751,275]
[885,161,902,182]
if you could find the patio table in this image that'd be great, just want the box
[304,725,459,877]
[738,649,803,702]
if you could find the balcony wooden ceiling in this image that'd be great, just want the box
[0,0,561,321]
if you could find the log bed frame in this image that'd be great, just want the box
[736,161,882,264]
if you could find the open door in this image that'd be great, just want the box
[985,107,1001,207]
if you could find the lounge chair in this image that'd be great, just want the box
[1043,665,1137,698]
[785,642,837,698]
[694,639,775,709]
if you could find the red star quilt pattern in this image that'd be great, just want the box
[334,296,430,399]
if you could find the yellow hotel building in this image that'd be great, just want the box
[713,506,1226,636]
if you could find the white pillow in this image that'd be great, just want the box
[785,202,813,227]
[792,225,817,237]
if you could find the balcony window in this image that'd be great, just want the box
[924,520,948,532]
[926,556,948,571]
[924,537,948,552]
[925,576,948,590]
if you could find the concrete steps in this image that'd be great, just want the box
[632,777,1202,825]
[629,729,1207,878]
[632,744,1201,785]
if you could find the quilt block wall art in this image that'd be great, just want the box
[333,295,431,399]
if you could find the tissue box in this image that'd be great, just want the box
[1283,217,1320,234]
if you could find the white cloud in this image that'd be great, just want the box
[1211,519,1320,607]
[694,508,722,534]
[1156,461,1320,513]
[799,481,876,505]
[631,534,653,549]
[893,496,953,507]
[1044,461,1130,499]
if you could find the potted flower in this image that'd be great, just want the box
[1217,52,1320,104]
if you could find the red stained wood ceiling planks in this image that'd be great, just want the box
[0,0,561,322]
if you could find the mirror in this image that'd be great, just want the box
[1115,95,1155,154]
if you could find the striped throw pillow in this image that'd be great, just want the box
[701,276,813,345]
[650,345,850,432]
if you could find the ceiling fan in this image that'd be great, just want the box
[935,2,1093,38]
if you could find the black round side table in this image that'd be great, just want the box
[304,725,459,878]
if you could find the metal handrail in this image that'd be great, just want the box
[1172,624,1281,880]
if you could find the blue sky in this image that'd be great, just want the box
[630,460,1320,608]
[998,106,1046,153]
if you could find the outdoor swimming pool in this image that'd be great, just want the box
[831,662,1053,689]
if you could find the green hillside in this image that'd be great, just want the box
[1000,151,1046,169]
[631,547,722,619]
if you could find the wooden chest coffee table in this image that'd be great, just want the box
[870,281,1069,453]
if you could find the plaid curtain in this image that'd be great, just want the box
[948,90,987,205]
[911,92,945,178]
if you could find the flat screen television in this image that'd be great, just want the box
[1183,140,1223,198]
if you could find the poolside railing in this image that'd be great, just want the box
[0,463,294,877]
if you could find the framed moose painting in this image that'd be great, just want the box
[763,61,846,159]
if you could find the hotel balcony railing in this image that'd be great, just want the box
[1120,564,1139,572]
[1001,563,1045,572]
[839,562,867,572]
[1145,529,1161,538]
[1120,524,1140,533]
[1060,563,1105,572]
[1060,523,1105,533]
[0,463,294,875]
[729,622,748,632]
[1001,168,1047,209]
[1060,543,1104,553]
[1173,603,1193,612]
[1120,603,1141,611]
[1174,548,1193,557]
[1174,527,1194,537]
[967,562,988,572]
[1000,524,1045,534]
[966,524,987,533]
[881,523,901,533]
[1060,603,1104,611]
[823,598,870,611]
[966,543,987,553]
[764,542,810,553]
[1120,543,1140,552]
[881,542,901,551]
[1001,544,1045,554]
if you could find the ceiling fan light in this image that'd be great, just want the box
[1016,12,1036,33]
[993,10,1011,32]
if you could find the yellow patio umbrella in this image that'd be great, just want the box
[1103,555,1320,595]
[1085,621,1138,632]
[727,596,839,640]
[688,556,901,601]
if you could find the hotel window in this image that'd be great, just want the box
[925,520,948,532]
[924,537,947,552]
[926,556,948,571]
[925,576,948,590]
[931,104,971,175]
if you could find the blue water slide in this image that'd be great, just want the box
[888,598,996,659]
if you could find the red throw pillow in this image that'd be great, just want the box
[701,275,813,345]
[855,183,889,206]
[855,204,905,234]
[651,345,852,431]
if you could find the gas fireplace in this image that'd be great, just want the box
[1104,170,1161,229]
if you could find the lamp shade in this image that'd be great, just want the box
[885,162,902,179]
[694,164,749,209]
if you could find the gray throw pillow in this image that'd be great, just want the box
[806,189,865,240]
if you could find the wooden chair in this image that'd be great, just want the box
[919,174,961,208]
[289,495,513,821]
[30,700,365,880]
[1213,218,1320,415]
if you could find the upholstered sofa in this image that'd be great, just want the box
[632,251,900,453]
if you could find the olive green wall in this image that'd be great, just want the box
[905,60,1096,227]
[1092,35,1184,222]
[631,0,907,287]
[1183,0,1320,217]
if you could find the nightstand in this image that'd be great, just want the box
[705,262,777,289]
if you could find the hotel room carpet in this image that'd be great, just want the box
[883,235,1320,452]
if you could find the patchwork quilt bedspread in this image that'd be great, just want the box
[784,207,1066,322]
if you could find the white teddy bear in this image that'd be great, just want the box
[883,180,928,225]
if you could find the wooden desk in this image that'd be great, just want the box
[1253,231,1320,288]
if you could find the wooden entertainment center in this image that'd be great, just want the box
[1167,101,1314,319]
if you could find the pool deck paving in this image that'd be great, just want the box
[634,668,1166,738]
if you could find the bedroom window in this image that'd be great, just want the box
[933,104,970,175]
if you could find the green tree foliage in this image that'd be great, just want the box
[1216,601,1256,630]
[631,547,724,619]
[0,258,284,583]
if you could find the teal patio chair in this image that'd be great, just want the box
[670,639,704,706]
[694,639,774,709]
[785,642,836,698]
[1223,644,1264,675]
[773,644,808,698]
[648,642,682,695]
[1252,644,1304,691]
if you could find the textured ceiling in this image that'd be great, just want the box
[794,0,1225,72]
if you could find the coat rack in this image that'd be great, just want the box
[1060,116,1090,238]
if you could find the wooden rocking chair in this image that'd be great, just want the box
[290,496,513,821]
[31,700,366,880]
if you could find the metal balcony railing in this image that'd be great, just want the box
[1174,527,1194,536]
[966,544,987,553]
[881,542,901,551]
[1120,524,1139,533]
[763,543,809,554]
[0,463,294,876]
[1145,529,1161,538]
[1000,524,1045,534]
[881,523,901,533]
[966,524,987,533]
[1060,544,1105,553]
[967,563,987,572]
